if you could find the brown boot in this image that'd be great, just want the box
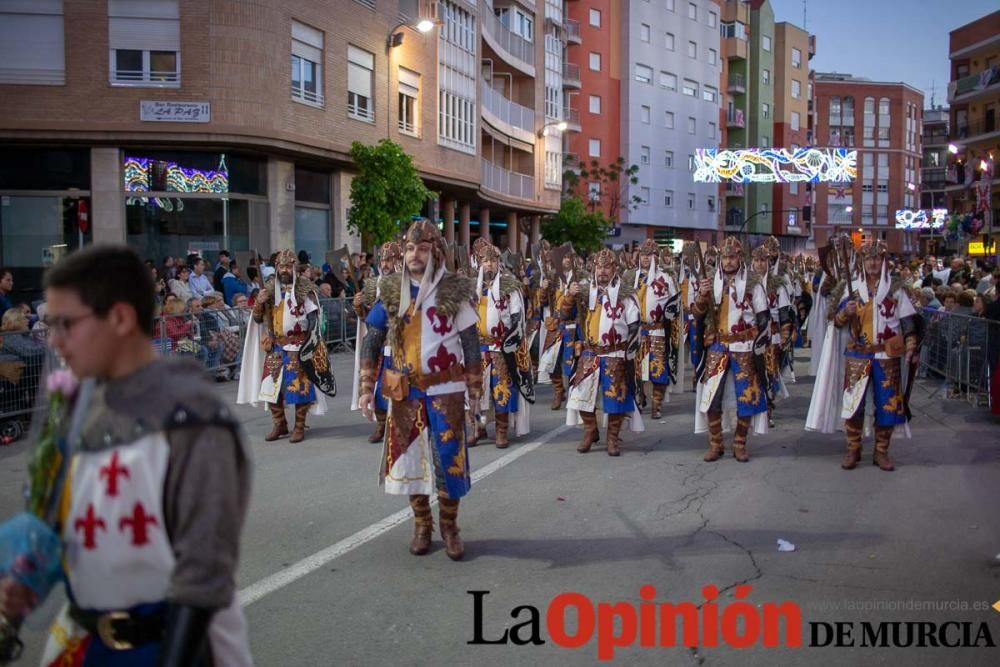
[873,425,895,471]
[551,376,565,410]
[651,385,666,419]
[767,404,776,429]
[289,403,309,443]
[606,414,625,457]
[265,400,288,442]
[408,495,432,555]
[732,417,751,462]
[367,410,387,443]
[438,496,464,561]
[577,411,599,453]
[703,411,724,461]
[495,412,510,449]
[842,416,863,470]
[467,419,488,447]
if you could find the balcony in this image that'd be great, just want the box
[562,61,581,89]
[808,35,816,60]
[481,83,536,141]
[725,182,745,197]
[726,109,745,129]
[565,19,581,44]
[951,117,999,144]
[722,0,749,23]
[562,105,580,132]
[482,6,535,76]
[727,73,746,94]
[481,159,535,201]
[723,36,748,61]
[921,167,947,190]
[948,66,999,104]
[922,130,950,146]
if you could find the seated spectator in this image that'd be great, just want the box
[168,265,193,303]
[213,250,232,291]
[0,268,13,321]
[195,295,226,380]
[0,307,46,408]
[188,258,214,299]
[919,287,941,310]
[221,262,250,306]
[245,266,262,292]
[32,302,49,334]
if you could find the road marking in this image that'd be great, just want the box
[238,423,571,607]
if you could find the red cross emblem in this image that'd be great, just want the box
[99,451,130,497]
[74,504,107,550]
[119,502,159,547]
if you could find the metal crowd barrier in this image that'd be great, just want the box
[0,328,51,436]
[918,307,998,408]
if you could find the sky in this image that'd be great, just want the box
[768,0,998,106]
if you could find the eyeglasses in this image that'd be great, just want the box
[44,313,97,335]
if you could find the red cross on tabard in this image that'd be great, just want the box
[74,504,107,550]
[99,451,130,497]
[119,502,159,546]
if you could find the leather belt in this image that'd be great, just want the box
[848,343,885,354]
[411,363,466,390]
[276,333,305,346]
[583,343,627,354]
[718,330,756,344]
[643,322,667,330]
[69,605,165,651]
[479,336,498,345]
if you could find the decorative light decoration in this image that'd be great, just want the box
[894,208,948,230]
[693,148,856,184]
[947,144,959,154]
[123,156,229,194]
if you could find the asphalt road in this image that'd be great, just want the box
[1,350,998,666]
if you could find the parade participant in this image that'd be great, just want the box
[692,237,771,463]
[0,246,252,665]
[538,246,585,410]
[659,246,685,399]
[631,240,680,419]
[238,249,336,443]
[468,241,532,448]
[752,241,795,428]
[834,240,922,471]
[678,243,704,393]
[350,242,403,443]
[357,221,482,560]
[563,249,643,456]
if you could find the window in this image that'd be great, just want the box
[863,126,874,141]
[641,105,650,123]
[665,32,675,50]
[348,45,375,121]
[687,116,696,134]
[791,79,801,99]
[829,96,841,115]
[589,95,601,114]
[664,190,674,207]
[761,103,769,118]
[877,183,888,193]
[790,111,800,131]
[544,151,562,188]
[708,11,717,28]
[588,181,601,202]
[291,21,324,105]
[589,138,601,157]
[664,111,674,128]
[707,196,715,212]
[665,0,674,10]
[589,52,601,71]
[660,71,677,90]
[589,8,601,27]
[762,34,771,51]
[703,86,717,103]
[688,41,697,59]
[791,47,801,68]
[864,96,875,114]
[688,153,695,171]
[688,192,696,209]
[708,121,716,138]
[438,1,477,152]
[878,97,890,115]
[688,2,697,19]
[640,145,650,165]
[641,23,650,42]
[664,150,674,168]
[708,48,717,65]
[108,0,180,86]
[720,21,747,39]
[761,135,769,147]
[641,187,651,205]
[398,67,419,135]
[877,126,890,141]
[682,79,697,97]
[496,6,533,42]
[762,68,770,85]
[0,0,65,84]
[789,181,798,195]
[635,64,653,84]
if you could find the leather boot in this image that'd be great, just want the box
[368,410,387,443]
[606,414,625,457]
[703,411,724,462]
[767,404,776,429]
[651,384,666,419]
[289,404,309,443]
[438,496,464,561]
[467,417,488,447]
[408,495,432,556]
[495,412,510,449]
[842,416,864,470]
[733,417,751,462]
[577,411,599,453]
[265,400,288,442]
[551,375,565,410]
[873,425,895,471]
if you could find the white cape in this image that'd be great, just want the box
[237,319,328,415]
[804,322,848,434]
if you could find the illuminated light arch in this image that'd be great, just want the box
[895,208,947,230]
[693,148,857,184]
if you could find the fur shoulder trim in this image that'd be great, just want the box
[362,279,379,307]
[498,272,521,299]
[378,272,473,319]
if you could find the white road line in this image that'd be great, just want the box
[237,423,571,607]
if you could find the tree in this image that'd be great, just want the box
[562,156,641,225]
[541,196,610,253]
[348,139,434,244]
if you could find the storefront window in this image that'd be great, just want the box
[0,195,92,267]
[294,206,329,267]
[0,148,90,190]
[125,197,250,265]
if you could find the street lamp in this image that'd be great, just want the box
[537,120,568,138]
[386,17,441,135]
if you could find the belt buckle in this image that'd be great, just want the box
[97,611,133,650]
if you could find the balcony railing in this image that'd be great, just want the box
[725,182,744,197]
[952,118,998,141]
[565,19,581,42]
[482,160,535,200]
[482,7,535,68]
[563,61,580,86]
[481,83,535,134]
[922,130,950,144]
[727,73,745,92]
[948,66,999,103]
[726,109,745,128]
[562,106,580,124]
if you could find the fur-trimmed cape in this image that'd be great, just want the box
[376,272,477,363]
[258,275,320,335]
[701,272,763,337]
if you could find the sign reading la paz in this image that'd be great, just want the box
[140,101,211,123]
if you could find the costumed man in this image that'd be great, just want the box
[468,240,533,448]
[564,249,644,456]
[631,239,681,419]
[357,221,482,560]
[692,237,771,463]
[238,249,336,443]
[751,242,795,428]
[1,246,252,665]
[351,242,403,443]
[538,248,585,410]
[834,239,922,471]
[678,243,704,393]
